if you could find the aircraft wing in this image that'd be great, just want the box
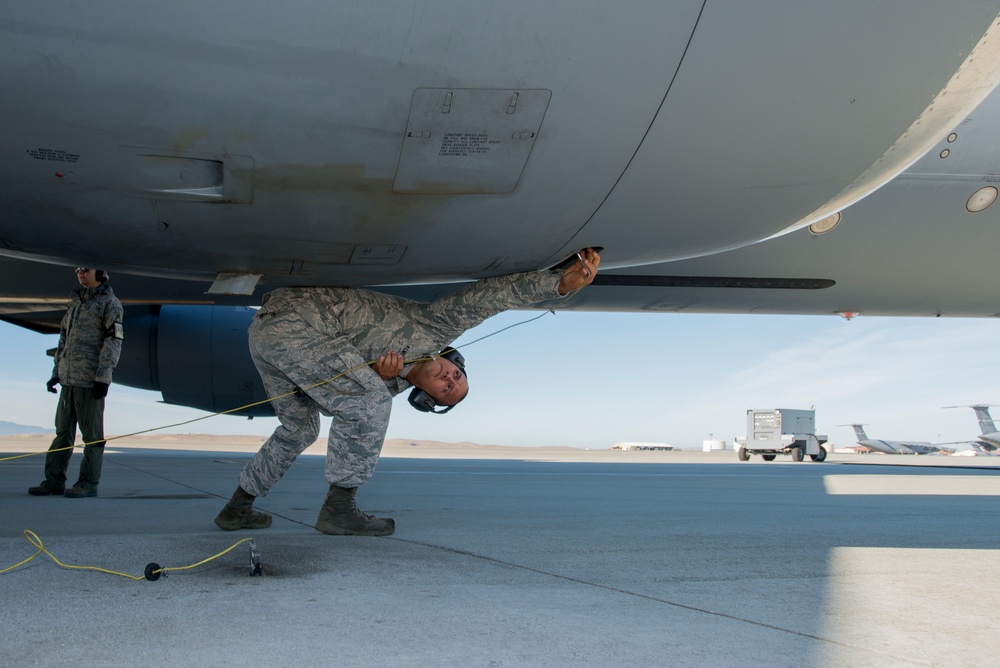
[930,440,1000,453]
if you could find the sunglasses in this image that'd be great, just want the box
[75,267,92,273]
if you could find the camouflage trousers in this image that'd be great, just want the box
[43,386,106,490]
[238,308,393,497]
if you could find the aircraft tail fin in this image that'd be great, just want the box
[943,404,998,435]
[848,424,868,442]
[970,405,997,435]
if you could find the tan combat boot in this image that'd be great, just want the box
[214,486,272,530]
[315,485,394,536]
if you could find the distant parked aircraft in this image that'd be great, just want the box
[843,424,944,455]
[943,405,1000,453]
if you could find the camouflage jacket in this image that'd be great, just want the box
[53,284,124,387]
[259,270,563,396]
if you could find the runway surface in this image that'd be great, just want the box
[2,443,999,667]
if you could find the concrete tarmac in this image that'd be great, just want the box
[2,442,999,667]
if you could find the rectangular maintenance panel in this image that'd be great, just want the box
[393,88,551,194]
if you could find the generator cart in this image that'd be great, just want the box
[735,408,828,462]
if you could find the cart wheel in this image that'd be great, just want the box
[790,447,804,462]
[810,447,827,462]
[762,454,776,461]
[738,446,750,461]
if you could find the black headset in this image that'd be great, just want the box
[75,267,109,284]
[407,348,467,414]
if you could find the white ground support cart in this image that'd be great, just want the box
[735,408,828,462]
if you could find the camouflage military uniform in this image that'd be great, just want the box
[42,284,124,492]
[239,270,562,496]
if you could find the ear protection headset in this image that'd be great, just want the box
[74,268,110,284]
[407,348,467,414]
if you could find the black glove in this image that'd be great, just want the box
[46,377,59,394]
[92,381,110,400]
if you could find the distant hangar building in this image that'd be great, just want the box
[611,442,674,451]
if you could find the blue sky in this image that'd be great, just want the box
[1,310,999,450]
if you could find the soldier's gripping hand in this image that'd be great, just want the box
[557,247,601,295]
[372,352,405,380]
[46,376,59,394]
[92,381,110,400]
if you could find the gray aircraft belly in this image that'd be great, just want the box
[0,2,698,281]
[2,2,1000,288]
[564,3,1000,266]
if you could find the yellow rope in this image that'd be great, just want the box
[0,353,441,462]
[0,286,588,579]
[0,530,254,580]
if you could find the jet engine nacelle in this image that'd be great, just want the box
[115,305,273,417]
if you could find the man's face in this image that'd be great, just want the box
[411,356,469,407]
[75,267,100,288]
